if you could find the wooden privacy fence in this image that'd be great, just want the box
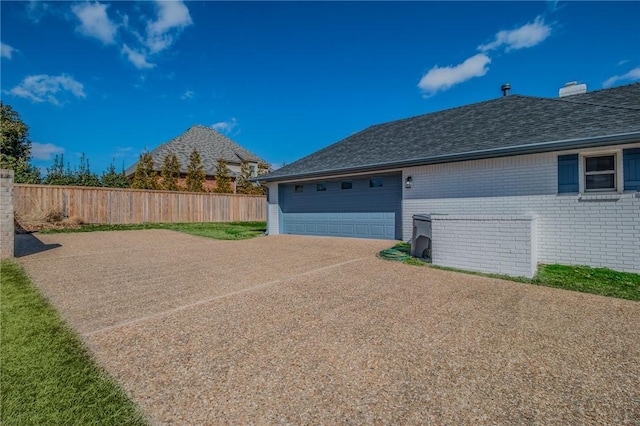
[14,184,266,224]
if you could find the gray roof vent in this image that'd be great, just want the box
[559,81,587,97]
[501,83,511,97]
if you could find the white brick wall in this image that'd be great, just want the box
[403,152,558,200]
[431,215,537,278]
[266,182,280,235]
[403,145,640,274]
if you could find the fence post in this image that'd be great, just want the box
[0,169,15,259]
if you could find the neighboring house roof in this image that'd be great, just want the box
[126,125,265,177]
[259,83,640,182]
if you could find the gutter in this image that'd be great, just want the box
[253,131,640,183]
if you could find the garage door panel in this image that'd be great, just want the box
[328,224,341,234]
[342,224,355,235]
[370,225,385,237]
[281,211,397,239]
[355,224,369,236]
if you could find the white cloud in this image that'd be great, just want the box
[113,146,134,158]
[603,67,640,88]
[181,90,195,100]
[618,59,630,66]
[418,15,552,97]
[121,44,156,69]
[26,0,51,23]
[479,16,552,52]
[71,2,117,45]
[117,1,192,69]
[23,1,192,71]
[418,54,491,96]
[211,118,239,135]
[145,0,193,54]
[1,42,18,59]
[6,74,86,106]
[31,143,65,161]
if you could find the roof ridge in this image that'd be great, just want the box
[556,99,640,111]
[574,81,640,96]
[548,94,640,111]
[368,95,528,130]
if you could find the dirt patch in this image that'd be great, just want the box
[15,215,83,233]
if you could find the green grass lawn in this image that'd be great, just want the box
[534,264,640,301]
[0,260,147,425]
[379,243,640,301]
[40,221,267,240]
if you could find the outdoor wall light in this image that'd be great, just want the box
[405,176,413,189]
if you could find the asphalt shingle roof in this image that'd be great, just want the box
[126,125,265,177]
[260,83,640,182]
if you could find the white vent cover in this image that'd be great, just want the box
[559,81,587,97]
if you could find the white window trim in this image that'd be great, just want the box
[578,150,623,194]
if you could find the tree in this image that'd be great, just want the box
[237,160,270,195]
[44,153,104,187]
[254,161,271,195]
[257,161,271,176]
[131,152,158,189]
[185,149,206,192]
[0,102,41,183]
[75,153,100,187]
[161,152,181,191]
[100,161,131,188]
[213,158,232,193]
[235,160,253,194]
[44,154,76,185]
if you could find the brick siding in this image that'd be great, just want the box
[403,144,640,274]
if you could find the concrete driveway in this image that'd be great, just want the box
[16,230,640,424]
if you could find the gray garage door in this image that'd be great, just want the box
[279,173,402,239]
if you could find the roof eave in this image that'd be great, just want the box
[254,131,640,183]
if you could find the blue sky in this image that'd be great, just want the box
[1,1,639,175]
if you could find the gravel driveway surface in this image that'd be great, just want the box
[16,230,640,425]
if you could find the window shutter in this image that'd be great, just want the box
[623,148,640,191]
[558,154,579,193]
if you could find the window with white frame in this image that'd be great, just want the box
[584,154,616,192]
